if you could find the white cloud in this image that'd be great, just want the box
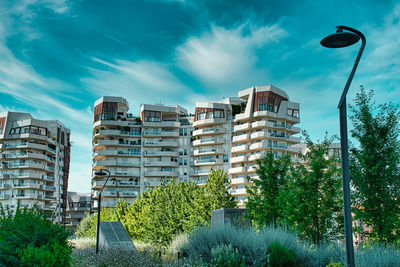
[82,58,205,115]
[176,23,287,89]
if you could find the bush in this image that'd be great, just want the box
[169,224,345,267]
[0,205,72,267]
[267,240,296,267]
[211,244,245,267]
[355,244,400,267]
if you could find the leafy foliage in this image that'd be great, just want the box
[246,153,291,228]
[349,87,400,244]
[0,205,72,267]
[283,132,343,244]
[267,240,297,267]
[246,134,343,244]
[75,206,119,238]
[76,170,235,247]
[211,244,245,267]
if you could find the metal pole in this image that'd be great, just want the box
[95,169,110,255]
[339,100,355,267]
[96,193,101,254]
[335,25,365,267]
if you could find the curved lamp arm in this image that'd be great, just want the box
[337,25,366,108]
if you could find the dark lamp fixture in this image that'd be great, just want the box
[321,28,360,48]
[94,170,107,176]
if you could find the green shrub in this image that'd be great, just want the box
[75,207,117,238]
[169,224,345,267]
[0,205,72,267]
[211,244,245,267]
[19,239,72,267]
[325,260,343,267]
[267,240,296,267]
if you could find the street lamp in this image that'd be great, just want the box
[93,169,111,254]
[321,25,366,267]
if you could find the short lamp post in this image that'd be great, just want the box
[93,169,111,254]
[321,26,366,267]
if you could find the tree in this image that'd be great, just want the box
[349,87,400,243]
[0,205,72,266]
[245,152,291,228]
[203,169,237,212]
[283,133,343,244]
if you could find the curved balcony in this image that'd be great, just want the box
[193,127,226,136]
[229,166,246,174]
[250,131,270,141]
[144,161,179,167]
[230,155,247,164]
[143,131,179,137]
[143,140,179,147]
[94,129,141,139]
[230,188,246,195]
[142,121,180,128]
[193,158,223,166]
[93,149,140,160]
[144,170,179,177]
[13,183,41,190]
[249,141,269,151]
[193,147,224,156]
[191,169,212,176]
[15,193,39,199]
[231,144,247,153]
[193,118,226,127]
[230,177,249,185]
[247,165,257,173]
[192,137,225,147]
[0,183,11,190]
[93,160,140,169]
[93,119,142,129]
[251,120,274,130]
[93,139,141,149]
[0,193,10,200]
[12,133,56,145]
[288,136,301,143]
[233,122,251,132]
[232,133,249,143]
[144,150,179,157]
[248,153,264,162]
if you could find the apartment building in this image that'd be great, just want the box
[228,86,301,206]
[65,191,92,228]
[191,98,243,185]
[91,85,301,208]
[0,112,71,223]
[92,97,192,208]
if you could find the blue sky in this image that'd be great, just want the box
[0,0,399,193]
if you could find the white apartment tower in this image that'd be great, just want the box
[92,97,192,208]
[0,112,71,223]
[92,85,301,208]
[229,86,301,207]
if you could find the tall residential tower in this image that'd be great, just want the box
[0,112,71,223]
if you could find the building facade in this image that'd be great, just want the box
[65,191,92,228]
[0,112,71,223]
[91,85,301,208]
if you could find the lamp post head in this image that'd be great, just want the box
[94,170,108,176]
[321,28,360,48]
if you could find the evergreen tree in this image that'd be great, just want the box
[349,87,400,243]
[245,152,291,228]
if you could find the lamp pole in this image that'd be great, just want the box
[94,169,111,254]
[321,25,366,267]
